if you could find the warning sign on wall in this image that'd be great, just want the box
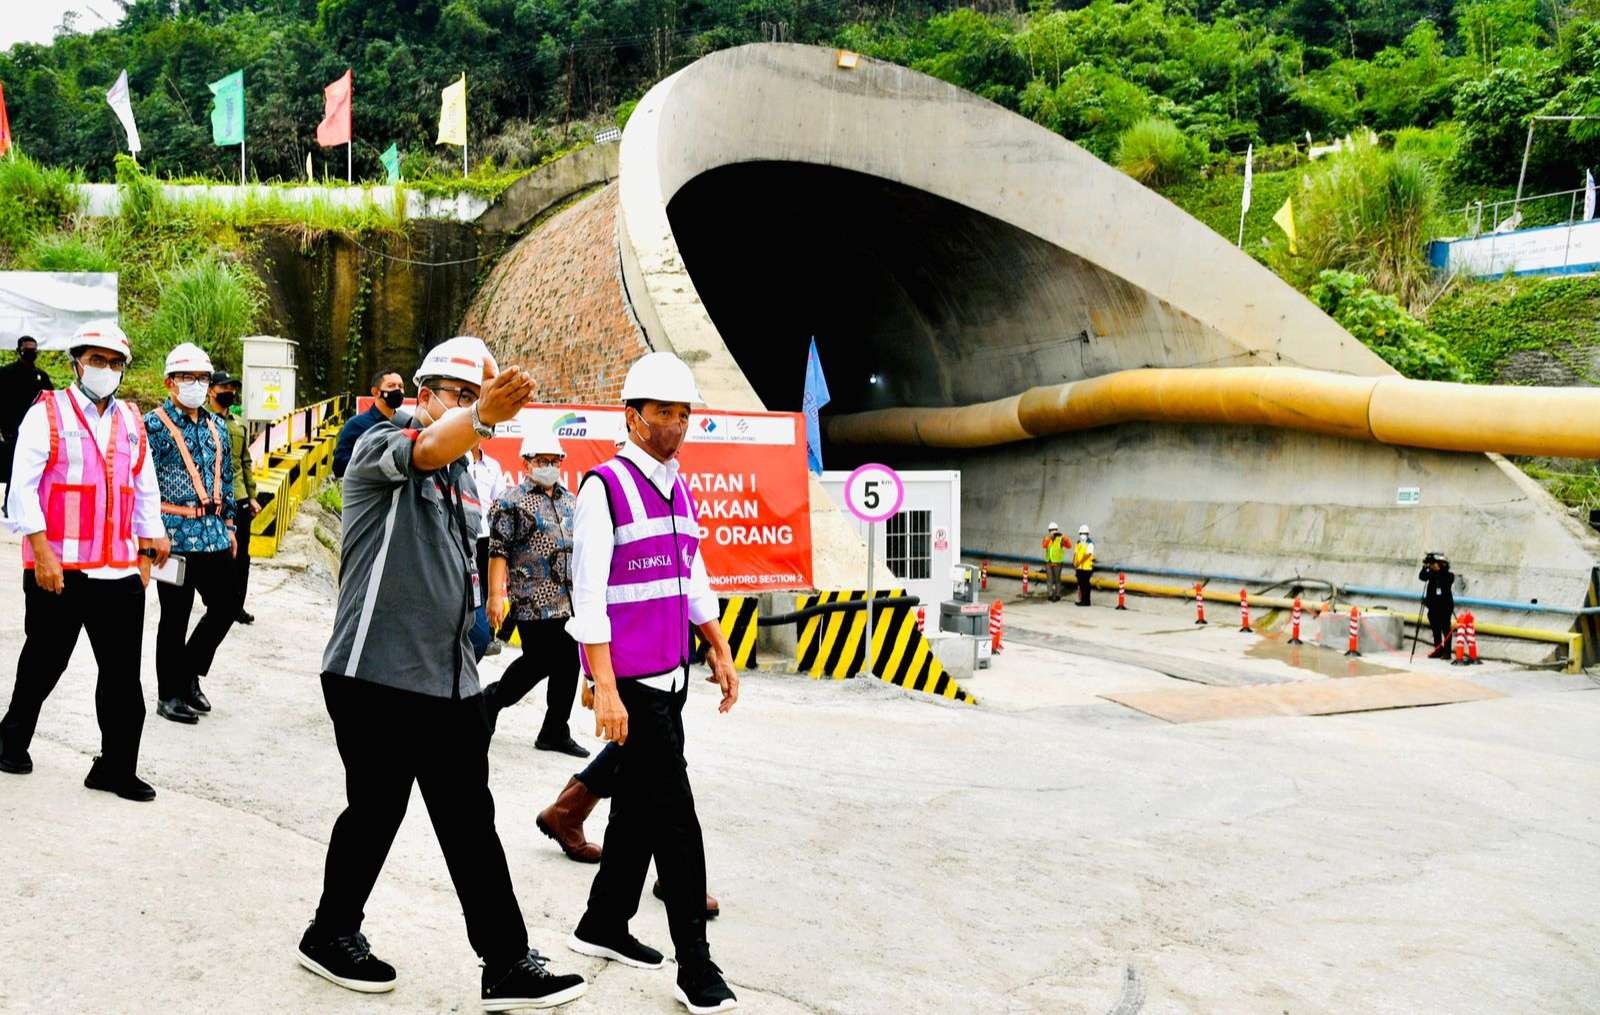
[363,399,814,591]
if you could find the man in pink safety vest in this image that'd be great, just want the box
[0,320,169,801]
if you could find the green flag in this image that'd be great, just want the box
[380,143,400,184]
[208,70,244,146]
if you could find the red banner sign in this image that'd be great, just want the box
[359,400,813,591]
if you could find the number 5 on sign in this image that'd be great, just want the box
[843,463,904,679]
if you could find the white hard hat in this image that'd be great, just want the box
[519,427,565,459]
[414,335,496,388]
[1078,525,1091,535]
[620,350,703,405]
[69,319,132,363]
[1047,522,1060,530]
[164,342,214,377]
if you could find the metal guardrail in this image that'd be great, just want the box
[248,395,348,558]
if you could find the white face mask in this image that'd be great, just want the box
[175,379,209,409]
[78,365,121,401]
[531,465,560,487]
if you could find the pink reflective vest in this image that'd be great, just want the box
[20,389,147,571]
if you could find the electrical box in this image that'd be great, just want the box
[241,335,298,422]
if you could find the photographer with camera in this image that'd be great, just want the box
[1418,552,1456,659]
[147,344,238,725]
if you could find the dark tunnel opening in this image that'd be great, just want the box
[665,161,1173,435]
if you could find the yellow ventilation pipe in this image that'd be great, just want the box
[825,367,1600,459]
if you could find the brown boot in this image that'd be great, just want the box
[652,877,720,920]
[536,776,602,863]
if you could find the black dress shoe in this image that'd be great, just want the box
[237,609,255,625]
[157,698,200,724]
[535,735,591,759]
[84,758,156,801]
[0,749,33,774]
[187,684,212,714]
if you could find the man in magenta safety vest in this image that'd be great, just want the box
[146,342,238,725]
[563,350,741,1015]
[0,320,168,801]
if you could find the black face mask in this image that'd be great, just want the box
[215,392,237,409]
[19,348,37,363]
[381,389,405,410]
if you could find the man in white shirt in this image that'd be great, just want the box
[466,445,508,658]
[563,351,740,1015]
[0,321,168,801]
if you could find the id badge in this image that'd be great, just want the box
[471,570,483,609]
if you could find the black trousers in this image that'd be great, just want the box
[1,571,146,773]
[235,502,254,611]
[1075,569,1093,605]
[155,549,239,701]
[581,677,708,966]
[0,428,16,492]
[1428,606,1453,647]
[575,741,623,797]
[496,617,579,742]
[314,674,529,970]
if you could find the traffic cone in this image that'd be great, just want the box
[1116,572,1128,610]
[980,560,988,593]
[1021,564,1030,598]
[989,600,1004,653]
[916,606,926,633]
[1452,618,1466,665]
[1288,596,1303,645]
[1467,611,1480,664]
[1194,582,1208,625]
[1239,588,1252,633]
[1344,606,1361,657]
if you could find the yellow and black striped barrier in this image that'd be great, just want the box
[794,590,974,704]
[249,396,348,558]
[692,596,760,670]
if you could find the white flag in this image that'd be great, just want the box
[437,73,466,146]
[1241,143,1254,214]
[106,69,141,154]
[306,151,314,182]
[1585,169,1595,222]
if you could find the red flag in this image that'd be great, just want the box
[0,81,12,157]
[316,69,352,147]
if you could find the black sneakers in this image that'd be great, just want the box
[0,745,31,774]
[675,961,738,1014]
[567,924,665,969]
[482,949,587,1011]
[83,758,155,801]
[296,925,397,993]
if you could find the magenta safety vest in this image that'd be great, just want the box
[579,455,701,681]
[21,389,146,571]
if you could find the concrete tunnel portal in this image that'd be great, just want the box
[463,42,1600,658]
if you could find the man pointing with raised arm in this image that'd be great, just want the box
[563,351,741,1015]
[298,336,587,1011]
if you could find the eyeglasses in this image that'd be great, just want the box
[169,372,210,384]
[430,385,478,407]
[80,354,127,372]
[522,455,564,468]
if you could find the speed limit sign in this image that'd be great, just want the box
[843,462,904,524]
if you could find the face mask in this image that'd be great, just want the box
[19,348,37,363]
[381,388,405,410]
[176,380,209,409]
[531,465,560,487]
[631,411,687,460]
[78,365,121,401]
[214,391,237,409]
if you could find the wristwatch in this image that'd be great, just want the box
[469,403,496,438]
[138,548,158,560]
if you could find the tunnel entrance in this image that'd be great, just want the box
[665,161,1221,424]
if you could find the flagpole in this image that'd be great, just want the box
[348,139,352,184]
[240,140,245,185]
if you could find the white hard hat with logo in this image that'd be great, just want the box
[69,319,132,363]
[414,335,496,388]
[519,427,565,459]
[164,342,214,377]
[620,350,703,405]
[1048,522,1060,531]
[1078,525,1091,536]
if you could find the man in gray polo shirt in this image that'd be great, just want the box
[297,336,588,1011]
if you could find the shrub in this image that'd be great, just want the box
[139,254,265,370]
[0,152,80,257]
[1274,141,1440,308]
[1311,270,1471,381]
[1115,117,1203,189]
[18,232,116,273]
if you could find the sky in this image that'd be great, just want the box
[1,2,125,53]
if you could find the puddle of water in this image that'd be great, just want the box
[1244,633,1402,678]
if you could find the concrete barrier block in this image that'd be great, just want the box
[926,631,979,681]
[1316,610,1407,654]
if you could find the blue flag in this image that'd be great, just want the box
[802,337,831,475]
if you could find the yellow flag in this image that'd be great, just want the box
[1273,196,1297,254]
[437,73,466,146]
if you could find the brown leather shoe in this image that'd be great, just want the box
[652,877,720,920]
[536,776,602,863]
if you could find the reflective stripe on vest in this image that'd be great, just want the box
[21,389,145,571]
[579,455,701,681]
[154,406,224,515]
